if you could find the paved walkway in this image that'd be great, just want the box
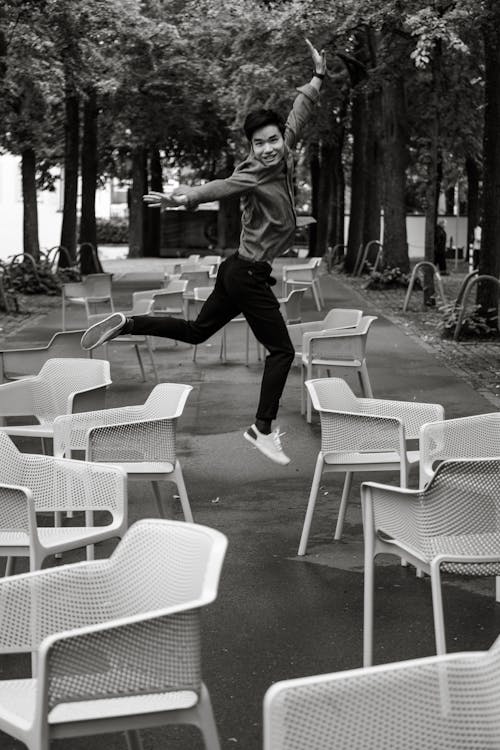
[2,260,500,750]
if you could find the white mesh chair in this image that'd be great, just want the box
[263,635,500,750]
[88,296,159,382]
[0,358,111,452]
[278,288,307,324]
[362,458,500,665]
[301,315,377,422]
[282,258,324,310]
[0,330,88,382]
[0,518,227,750]
[419,412,500,488]
[61,273,114,330]
[297,378,444,555]
[53,383,194,522]
[0,432,127,573]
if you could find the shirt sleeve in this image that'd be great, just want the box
[182,161,260,209]
[284,83,320,149]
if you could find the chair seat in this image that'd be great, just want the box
[323,450,420,467]
[68,296,111,304]
[0,678,198,730]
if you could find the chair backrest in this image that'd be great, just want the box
[306,377,360,413]
[52,382,192,459]
[305,315,377,364]
[163,278,189,294]
[75,273,113,298]
[37,358,111,420]
[180,269,212,293]
[263,639,500,750]
[193,286,213,302]
[420,412,500,486]
[0,358,111,421]
[279,288,307,323]
[34,519,227,714]
[323,308,363,329]
[0,330,88,380]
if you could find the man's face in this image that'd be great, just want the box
[251,124,285,166]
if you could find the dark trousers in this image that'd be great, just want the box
[130,253,295,422]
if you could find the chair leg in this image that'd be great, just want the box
[309,281,322,311]
[334,472,353,540]
[151,481,166,518]
[496,576,500,603]
[172,462,194,522]
[145,338,159,382]
[195,683,222,750]
[306,363,314,423]
[62,297,66,331]
[300,363,306,416]
[125,730,144,750]
[5,556,15,576]
[134,344,146,382]
[363,542,376,667]
[245,324,250,366]
[85,510,95,561]
[358,362,373,397]
[430,562,447,655]
[298,454,324,556]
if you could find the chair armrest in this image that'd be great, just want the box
[361,481,423,550]
[86,418,177,463]
[53,405,147,455]
[287,322,324,349]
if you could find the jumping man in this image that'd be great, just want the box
[81,38,327,465]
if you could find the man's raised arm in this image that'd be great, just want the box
[284,38,327,149]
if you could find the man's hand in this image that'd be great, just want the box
[305,37,327,75]
[143,190,188,209]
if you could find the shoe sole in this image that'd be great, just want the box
[243,431,290,466]
[81,314,126,350]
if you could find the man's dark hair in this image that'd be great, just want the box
[243,109,285,142]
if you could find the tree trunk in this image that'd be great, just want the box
[79,88,98,255]
[308,142,320,256]
[465,155,480,251]
[145,147,162,256]
[345,89,367,273]
[21,147,40,261]
[380,74,409,273]
[128,146,147,258]
[363,89,382,249]
[59,92,80,266]
[478,0,500,327]
[315,141,335,257]
[329,134,346,250]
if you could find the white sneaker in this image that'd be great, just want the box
[81,312,127,350]
[243,424,290,466]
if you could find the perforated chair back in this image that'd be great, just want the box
[322,308,363,329]
[0,358,111,423]
[0,330,88,382]
[0,519,227,749]
[263,637,500,750]
[419,412,500,487]
[53,382,192,458]
[307,377,361,414]
[279,288,307,324]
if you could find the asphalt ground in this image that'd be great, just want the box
[1,258,500,750]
